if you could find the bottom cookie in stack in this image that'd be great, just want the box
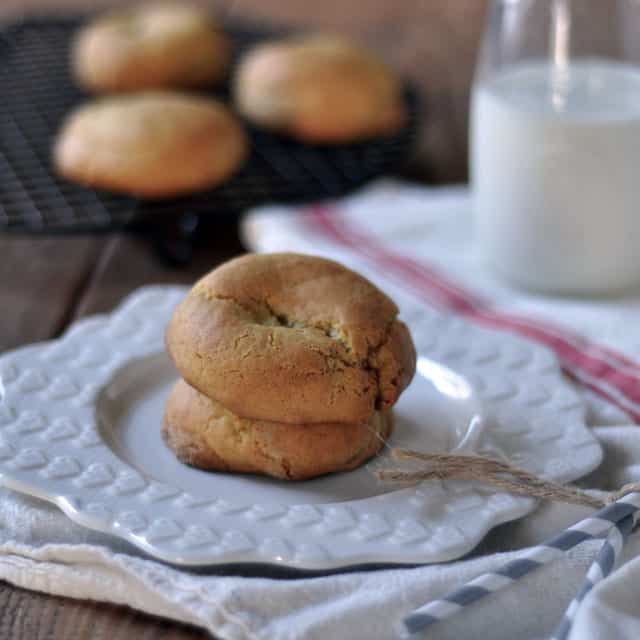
[162,378,393,481]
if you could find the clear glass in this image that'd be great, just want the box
[470,0,640,294]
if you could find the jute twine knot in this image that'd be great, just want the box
[375,448,640,516]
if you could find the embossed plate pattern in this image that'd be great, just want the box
[0,286,602,569]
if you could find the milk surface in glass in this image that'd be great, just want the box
[471,58,640,293]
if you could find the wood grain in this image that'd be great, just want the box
[73,222,244,319]
[0,234,105,352]
[0,583,209,639]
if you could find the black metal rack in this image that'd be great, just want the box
[0,17,418,234]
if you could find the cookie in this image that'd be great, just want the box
[166,253,416,424]
[72,3,229,92]
[233,35,405,143]
[53,92,247,198]
[162,378,393,480]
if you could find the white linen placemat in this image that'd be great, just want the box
[2,179,640,640]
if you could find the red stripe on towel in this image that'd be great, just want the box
[308,205,640,422]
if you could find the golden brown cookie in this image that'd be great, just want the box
[166,253,416,424]
[53,92,247,198]
[162,378,393,480]
[233,35,405,143]
[72,4,229,92]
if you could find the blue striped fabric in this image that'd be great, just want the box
[403,492,640,637]
[550,513,635,640]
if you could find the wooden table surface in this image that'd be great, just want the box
[0,1,488,637]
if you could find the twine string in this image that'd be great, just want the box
[375,448,640,512]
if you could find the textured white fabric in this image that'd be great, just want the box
[1,180,639,640]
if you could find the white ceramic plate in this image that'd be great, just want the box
[0,286,602,569]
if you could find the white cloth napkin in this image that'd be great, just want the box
[2,180,640,640]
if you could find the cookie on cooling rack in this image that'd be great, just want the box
[72,3,230,92]
[53,92,247,198]
[233,34,406,143]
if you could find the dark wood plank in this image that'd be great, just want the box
[74,224,244,318]
[0,582,210,640]
[0,0,229,19]
[0,234,105,351]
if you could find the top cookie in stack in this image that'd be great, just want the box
[163,252,417,480]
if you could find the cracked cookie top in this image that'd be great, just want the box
[165,253,416,424]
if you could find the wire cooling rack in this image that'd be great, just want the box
[0,17,418,233]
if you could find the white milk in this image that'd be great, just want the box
[471,59,640,293]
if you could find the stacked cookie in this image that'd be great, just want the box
[163,253,417,480]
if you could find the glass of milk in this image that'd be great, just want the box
[471,0,640,294]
